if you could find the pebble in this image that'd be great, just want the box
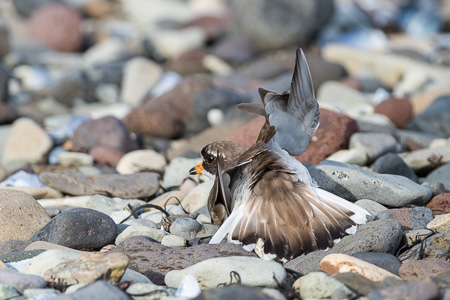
[320,253,402,281]
[426,193,450,215]
[372,153,420,183]
[169,218,202,240]
[394,129,441,151]
[374,97,413,128]
[354,199,387,216]
[39,171,160,199]
[116,149,166,174]
[398,260,450,282]
[58,151,94,167]
[111,236,255,285]
[120,57,163,106]
[1,118,52,170]
[375,207,434,230]
[23,288,60,299]
[0,269,46,293]
[126,282,175,299]
[308,160,432,206]
[162,156,203,189]
[349,132,399,163]
[326,148,369,166]
[352,252,402,275]
[161,235,186,247]
[29,208,117,250]
[89,146,124,167]
[53,280,130,300]
[368,281,440,300]
[44,252,128,289]
[332,272,380,296]
[180,180,213,214]
[0,189,50,243]
[0,283,20,299]
[165,256,286,289]
[398,228,450,262]
[403,229,433,247]
[0,240,28,256]
[115,224,165,245]
[399,145,450,173]
[424,163,450,192]
[407,95,450,138]
[426,213,450,233]
[293,271,355,300]
[21,249,81,277]
[120,268,152,284]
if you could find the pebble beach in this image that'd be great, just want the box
[0,0,449,299]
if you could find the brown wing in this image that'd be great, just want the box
[230,151,356,260]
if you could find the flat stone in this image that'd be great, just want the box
[0,186,62,200]
[125,282,175,299]
[169,218,202,240]
[115,224,165,245]
[1,118,52,170]
[120,268,152,284]
[21,249,81,277]
[0,189,50,243]
[161,235,186,247]
[52,280,129,300]
[426,213,450,233]
[399,260,450,282]
[0,250,45,264]
[116,149,166,174]
[398,228,450,262]
[332,272,381,296]
[39,171,160,199]
[349,132,398,163]
[293,271,355,300]
[375,207,434,230]
[426,193,450,215]
[394,129,441,151]
[0,269,46,293]
[326,148,369,166]
[399,145,450,173]
[368,281,440,300]
[165,256,286,289]
[111,236,255,285]
[372,153,420,183]
[352,252,401,275]
[354,199,387,216]
[308,160,432,206]
[424,163,450,192]
[25,241,91,256]
[58,152,93,167]
[44,252,128,289]
[29,208,117,250]
[320,253,402,281]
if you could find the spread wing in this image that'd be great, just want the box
[238,48,319,156]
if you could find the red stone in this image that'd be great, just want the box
[426,193,450,215]
[227,116,265,147]
[374,97,413,128]
[89,146,124,167]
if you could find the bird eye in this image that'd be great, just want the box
[206,155,216,164]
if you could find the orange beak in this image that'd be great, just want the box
[189,162,204,175]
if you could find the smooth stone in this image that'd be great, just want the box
[403,229,433,247]
[128,219,158,229]
[375,207,435,230]
[120,57,163,106]
[1,118,52,170]
[332,272,380,296]
[293,271,355,300]
[424,163,450,191]
[0,240,28,256]
[374,97,413,128]
[52,280,129,300]
[111,236,255,285]
[308,160,432,206]
[29,208,117,250]
[162,157,203,189]
[165,256,286,289]
[23,288,60,299]
[349,132,398,163]
[126,282,175,298]
[0,170,45,188]
[285,220,403,274]
[0,189,50,243]
[368,281,440,300]
[195,285,279,300]
[58,152,93,167]
[398,228,450,262]
[161,235,186,247]
[320,253,402,281]
[352,252,401,275]
[169,218,202,241]
[354,199,387,216]
[0,283,20,299]
[21,249,81,277]
[44,252,128,289]
[89,146,124,167]
[372,153,420,183]
[195,224,217,239]
[25,242,89,256]
[399,145,450,173]
[115,224,165,245]
[120,268,152,284]
[426,213,450,233]
[426,193,450,215]
[394,129,441,151]
[326,148,369,166]
[0,250,45,264]
[0,269,46,293]
[196,213,212,224]
[180,180,213,214]
[407,95,450,138]
[39,171,160,199]
[0,186,62,200]
[399,260,450,282]
[152,27,206,59]
[116,149,166,174]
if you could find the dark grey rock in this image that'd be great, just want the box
[394,129,441,150]
[349,132,398,163]
[375,207,434,231]
[368,281,440,300]
[352,252,401,275]
[29,208,117,250]
[51,70,97,106]
[112,236,256,285]
[0,63,9,104]
[0,250,45,263]
[398,228,450,262]
[285,220,403,274]
[0,269,46,293]
[372,153,419,183]
[54,281,129,300]
[424,163,450,192]
[0,240,28,256]
[333,272,380,296]
[230,0,334,51]
[407,95,450,138]
[308,160,432,206]
[0,20,9,58]
[39,171,160,199]
[169,218,202,240]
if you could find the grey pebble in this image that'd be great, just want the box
[53,281,129,300]
[352,252,401,275]
[0,269,46,293]
[169,218,202,240]
[372,153,419,183]
[349,132,399,163]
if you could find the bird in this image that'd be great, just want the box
[189,48,370,262]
